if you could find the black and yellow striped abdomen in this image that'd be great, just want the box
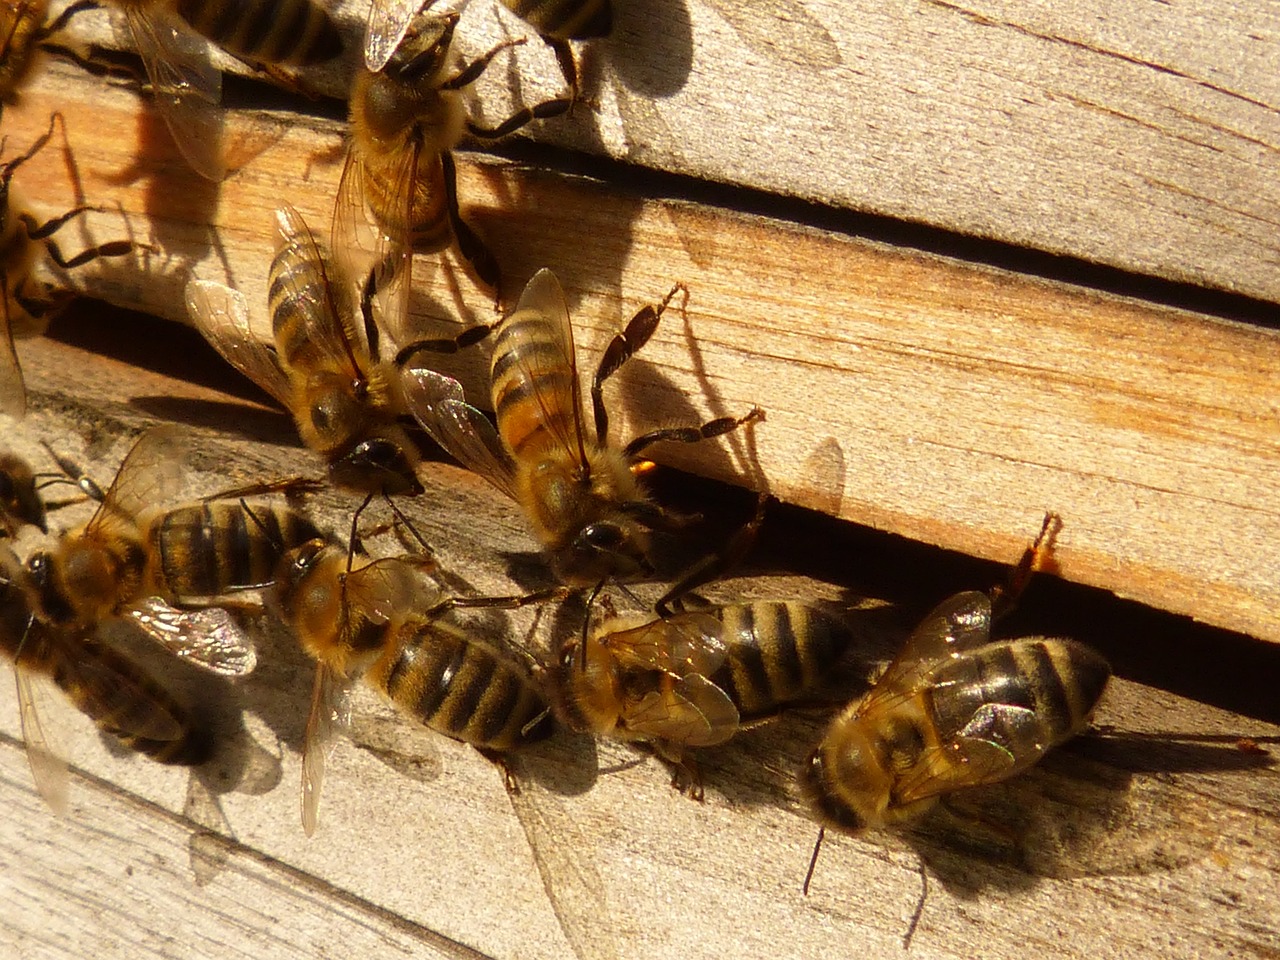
[368,620,552,752]
[501,0,611,39]
[490,309,580,462]
[708,601,853,720]
[267,237,350,374]
[146,501,321,601]
[174,0,341,65]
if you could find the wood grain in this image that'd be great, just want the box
[0,335,1277,960]
[4,60,1280,643]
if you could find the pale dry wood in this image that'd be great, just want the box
[5,63,1280,643]
[46,0,1280,302]
[0,336,1277,960]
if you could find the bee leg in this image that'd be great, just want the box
[591,283,687,443]
[440,35,526,91]
[544,37,581,103]
[24,209,134,270]
[200,476,326,503]
[465,96,575,141]
[478,747,520,794]
[623,406,765,462]
[1,113,59,180]
[423,585,573,619]
[39,0,99,36]
[391,321,492,368]
[440,151,501,294]
[658,746,704,801]
[989,511,1062,621]
[655,493,769,617]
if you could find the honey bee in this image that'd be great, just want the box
[404,268,763,588]
[556,599,853,793]
[0,450,46,535]
[271,537,556,834]
[187,205,435,496]
[2,114,134,417]
[801,590,1111,837]
[25,426,321,675]
[0,544,213,813]
[337,7,572,319]
[0,0,100,106]
[104,0,342,180]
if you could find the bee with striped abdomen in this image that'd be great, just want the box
[0,544,213,813]
[0,450,46,536]
[405,268,762,589]
[556,599,852,795]
[271,537,555,834]
[801,589,1110,836]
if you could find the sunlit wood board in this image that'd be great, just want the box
[0,334,1276,960]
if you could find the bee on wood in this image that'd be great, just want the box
[364,0,610,95]
[0,0,101,107]
[103,0,341,180]
[188,205,490,496]
[404,268,762,590]
[271,536,556,834]
[25,426,321,676]
[556,599,853,795]
[0,544,213,813]
[801,590,1111,837]
[0,450,46,535]
[337,7,573,318]
[2,114,134,417]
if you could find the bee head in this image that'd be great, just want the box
[552,518,652,586]
[390,10,459,84]
[331,438,423,497]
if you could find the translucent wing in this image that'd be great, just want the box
[15,667,68,814]
[403,367,519,499]
[331,139,416,350]
[500,269,589,468]
[363,0,428,71]
[892,705,1036,805]
[341,556,420,628]
[852,591,995,722]
[597,611,727,676]
[84,426,187,539]
[625,673,739,748]
[0,294,26,417]
[124,597,258,676]
[185,279,291,407]
[119,4,227,182]
[274,205,369,379]
[301,661,352,836]
[67,636,188,743]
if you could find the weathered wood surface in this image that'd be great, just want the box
[41,0,1280,302]
[4,60,1280,644]
[0,334,1278,960]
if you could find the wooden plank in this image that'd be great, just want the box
[41,0,1280,302]
[4,64,1280,643]
[0,334,1277,960]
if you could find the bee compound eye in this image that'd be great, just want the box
[583,523,624,550]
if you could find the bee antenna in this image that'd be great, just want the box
[802,825,826,896]
[902,860,929,950]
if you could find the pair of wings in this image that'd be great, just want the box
[403,269,590,500]
[856,590,1048,805]
[186,206,371,413]
[57,427,258,676]
[294,551,429,836]
[593,608,740,749]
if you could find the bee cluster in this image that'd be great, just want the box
[0,0,1124,948]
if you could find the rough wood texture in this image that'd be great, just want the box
[0,335,1277,960]
[46,0,1280,301]
[4,60,1280,644]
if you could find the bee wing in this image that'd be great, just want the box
[331,142,415,350]
[891,704,1039,805]
[852,591,995,721]
[275,205,369,378]
[403,367,520,499]
[15,667,69,815]
[625,674,739,748]
[502,269,591,469]
[341,556,420,625]
[118,5,227,181]
[68,635,189,743]
[302,662,353,837]
[84,426,187,538]
[0,294,27,417]
[600,612,728,676]
[363,0,428,72]
[124,597,258,677]
[185,279,291,408]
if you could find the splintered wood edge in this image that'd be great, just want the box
[4,62,1280,644]
[0,337,1277,960]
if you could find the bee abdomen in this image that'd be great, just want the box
[491,315,578,456]
[503,0,612,39]
[712,602,852,719]
[376,623,551,751]
[175,0,341,65]
[268,249,336,369]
